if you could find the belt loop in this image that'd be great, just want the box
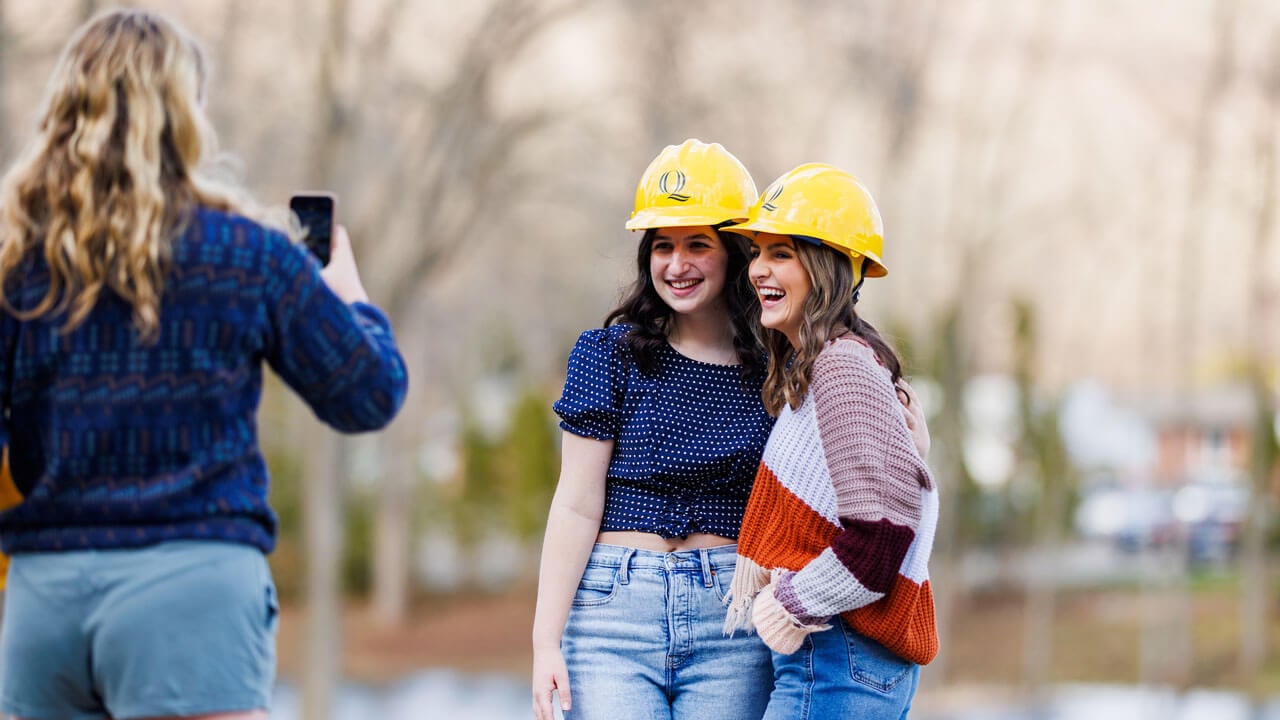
[699,549,714,588]
[618,548,635,585]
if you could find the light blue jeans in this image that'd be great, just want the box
[763,617,920,720]
[562,543,772,720]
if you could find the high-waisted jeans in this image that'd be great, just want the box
[763,616,920,720]
[562,543,773,720]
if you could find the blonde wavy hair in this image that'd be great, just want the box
[0,9,287,341]
[758,241,902,415]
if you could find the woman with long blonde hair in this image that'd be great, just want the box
[0,10,407,719]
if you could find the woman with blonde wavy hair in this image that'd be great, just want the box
[0,10,407,719]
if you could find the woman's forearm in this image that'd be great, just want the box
[532,500,603,648]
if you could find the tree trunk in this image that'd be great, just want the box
[302,430,345,720]
[1150,0,1236,687]
[1239,374,1276,678]
[372,424,413,625]
[1239,27,1279,679]
[1012,301,1065,694]
[301,0,350,715]
[922,306,971,687]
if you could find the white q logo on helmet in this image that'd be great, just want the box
[658,170,690,202]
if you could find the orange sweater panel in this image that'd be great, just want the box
[737,464,838,572]
[843,575,938,664]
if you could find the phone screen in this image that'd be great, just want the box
[289,193,336,266]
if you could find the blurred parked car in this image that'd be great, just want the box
[1074,485,1178,552]
[1174,481,1248,565]
[1074,480,1248,564]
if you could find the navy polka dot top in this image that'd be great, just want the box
[554,324,774,539]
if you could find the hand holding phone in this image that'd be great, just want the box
[319,225,369,305]
[289,192,337,266]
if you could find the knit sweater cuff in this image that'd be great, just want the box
[752,582,830,655]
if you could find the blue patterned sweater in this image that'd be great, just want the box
[0,207,408,554]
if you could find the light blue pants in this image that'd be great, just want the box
[1,541,278,720]
[562,543,773,720]
[763,617,920,720]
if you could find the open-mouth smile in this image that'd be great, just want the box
[757,286,785,307]
[666,278,704,294]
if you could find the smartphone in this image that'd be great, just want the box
[289,192,337,266]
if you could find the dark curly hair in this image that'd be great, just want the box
[603,226,764,381]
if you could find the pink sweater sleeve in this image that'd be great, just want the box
[771,340,933,626]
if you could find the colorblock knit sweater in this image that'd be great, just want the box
[725,336,939,665]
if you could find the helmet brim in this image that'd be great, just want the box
[625,206,749,231]
[722,218,888,277]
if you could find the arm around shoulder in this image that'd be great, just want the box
[811,344,933,519]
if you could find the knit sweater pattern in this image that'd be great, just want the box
[0,207,408,555]
[725,337,939,665]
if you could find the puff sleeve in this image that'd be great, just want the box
[553,327,628,440]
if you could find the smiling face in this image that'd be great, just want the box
[749,232,812,349]
[649,225,729,318]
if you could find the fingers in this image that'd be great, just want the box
[558,668,572,713]
[318,224,370,304]
[319,225,351,275]
[896,380,925,422]
[895,381,915,428]
[320,225,354,275]
[894,378,931,457]
[532,689,551,720]
[532,680,554,720]
[329,225,352,262]
[532,666,571,720]
[896,378,919,406]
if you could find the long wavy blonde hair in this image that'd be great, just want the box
[0,9,282,340]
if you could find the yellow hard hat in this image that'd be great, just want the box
[625,139,757,231]
[724,163,888,277]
